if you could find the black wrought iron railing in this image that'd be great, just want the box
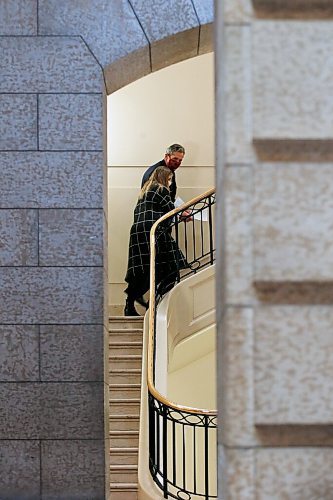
[147,188,217,499]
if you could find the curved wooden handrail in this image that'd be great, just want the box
[147,187,217,415]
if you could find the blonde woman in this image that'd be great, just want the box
[124,166,188,316]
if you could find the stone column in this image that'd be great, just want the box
[216,1,333,498]
[0,2,108,498]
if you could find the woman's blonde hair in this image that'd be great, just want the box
[139,166,172,199]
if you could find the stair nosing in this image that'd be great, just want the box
[110,329,143,332]
[109,316,143,321]
[110,430,139,435]
[109,328,143,332]
[109,354,142,358]
[109,414,140,419]
[110,368,141,373]
[110,446,139,453]
[110,383,141,387]
[110,482,138,489]
[109,340,142,347]
[110,464,138,470]
[110,398,140,402]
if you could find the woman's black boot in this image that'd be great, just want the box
[135,296,149,310]
[124,297,140,317]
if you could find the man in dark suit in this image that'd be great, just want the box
[141,143,185,202]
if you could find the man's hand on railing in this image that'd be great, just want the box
[179,209,193,222]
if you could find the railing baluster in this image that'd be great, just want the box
[153,283,157,382]
[204,415,209,500]
[193,424,197,494]
[192,213,196,264]
[175,213,179,248]
[175,215,180,283]
[162,405,168,498]
[201,207,204,258]
[184,218,188,262]
[148,395,155,473]
[208,197,214,265]
[156,407,160,474]
[172,419,176,487]
[182,424,186,492]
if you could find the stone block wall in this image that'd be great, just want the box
[216,1,333,498]
[0,2,107,498]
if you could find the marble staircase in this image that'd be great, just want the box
[109,315,144,500]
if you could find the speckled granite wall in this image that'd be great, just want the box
[0,0,213,498]
[0,1,107,496]
[216,1,333,499]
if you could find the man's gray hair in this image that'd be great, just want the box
[166,143,185,155]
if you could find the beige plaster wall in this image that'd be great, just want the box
[107,53,215,167]
[168,325,216,408]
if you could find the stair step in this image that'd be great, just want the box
[110,414,140,431]
[110,431,139,447]
[108,491,137,500]
[110,399,140,415]
[109,369,141,384]
[110,447,138,465]
[109,327,143,334]
[109,317,144,329]
[109,355,142,369]
[109,315,144,321]
[110,339,142,346]
[110,384,141,399]
[109,330,143,342]
[110,483,138,500]
[110,464,138,483]
[110,482,138,490]
[109,343,143,356]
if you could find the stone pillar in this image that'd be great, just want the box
[216,1,333,498]
[0,2,108,498]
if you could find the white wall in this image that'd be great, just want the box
[107,53,215,308]
[168,324,216,409]
[107,53,214,167]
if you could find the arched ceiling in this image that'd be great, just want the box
[38,0,214,94]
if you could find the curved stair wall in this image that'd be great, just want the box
[138,265,216,499]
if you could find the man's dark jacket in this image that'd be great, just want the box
[141,159,177,202]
